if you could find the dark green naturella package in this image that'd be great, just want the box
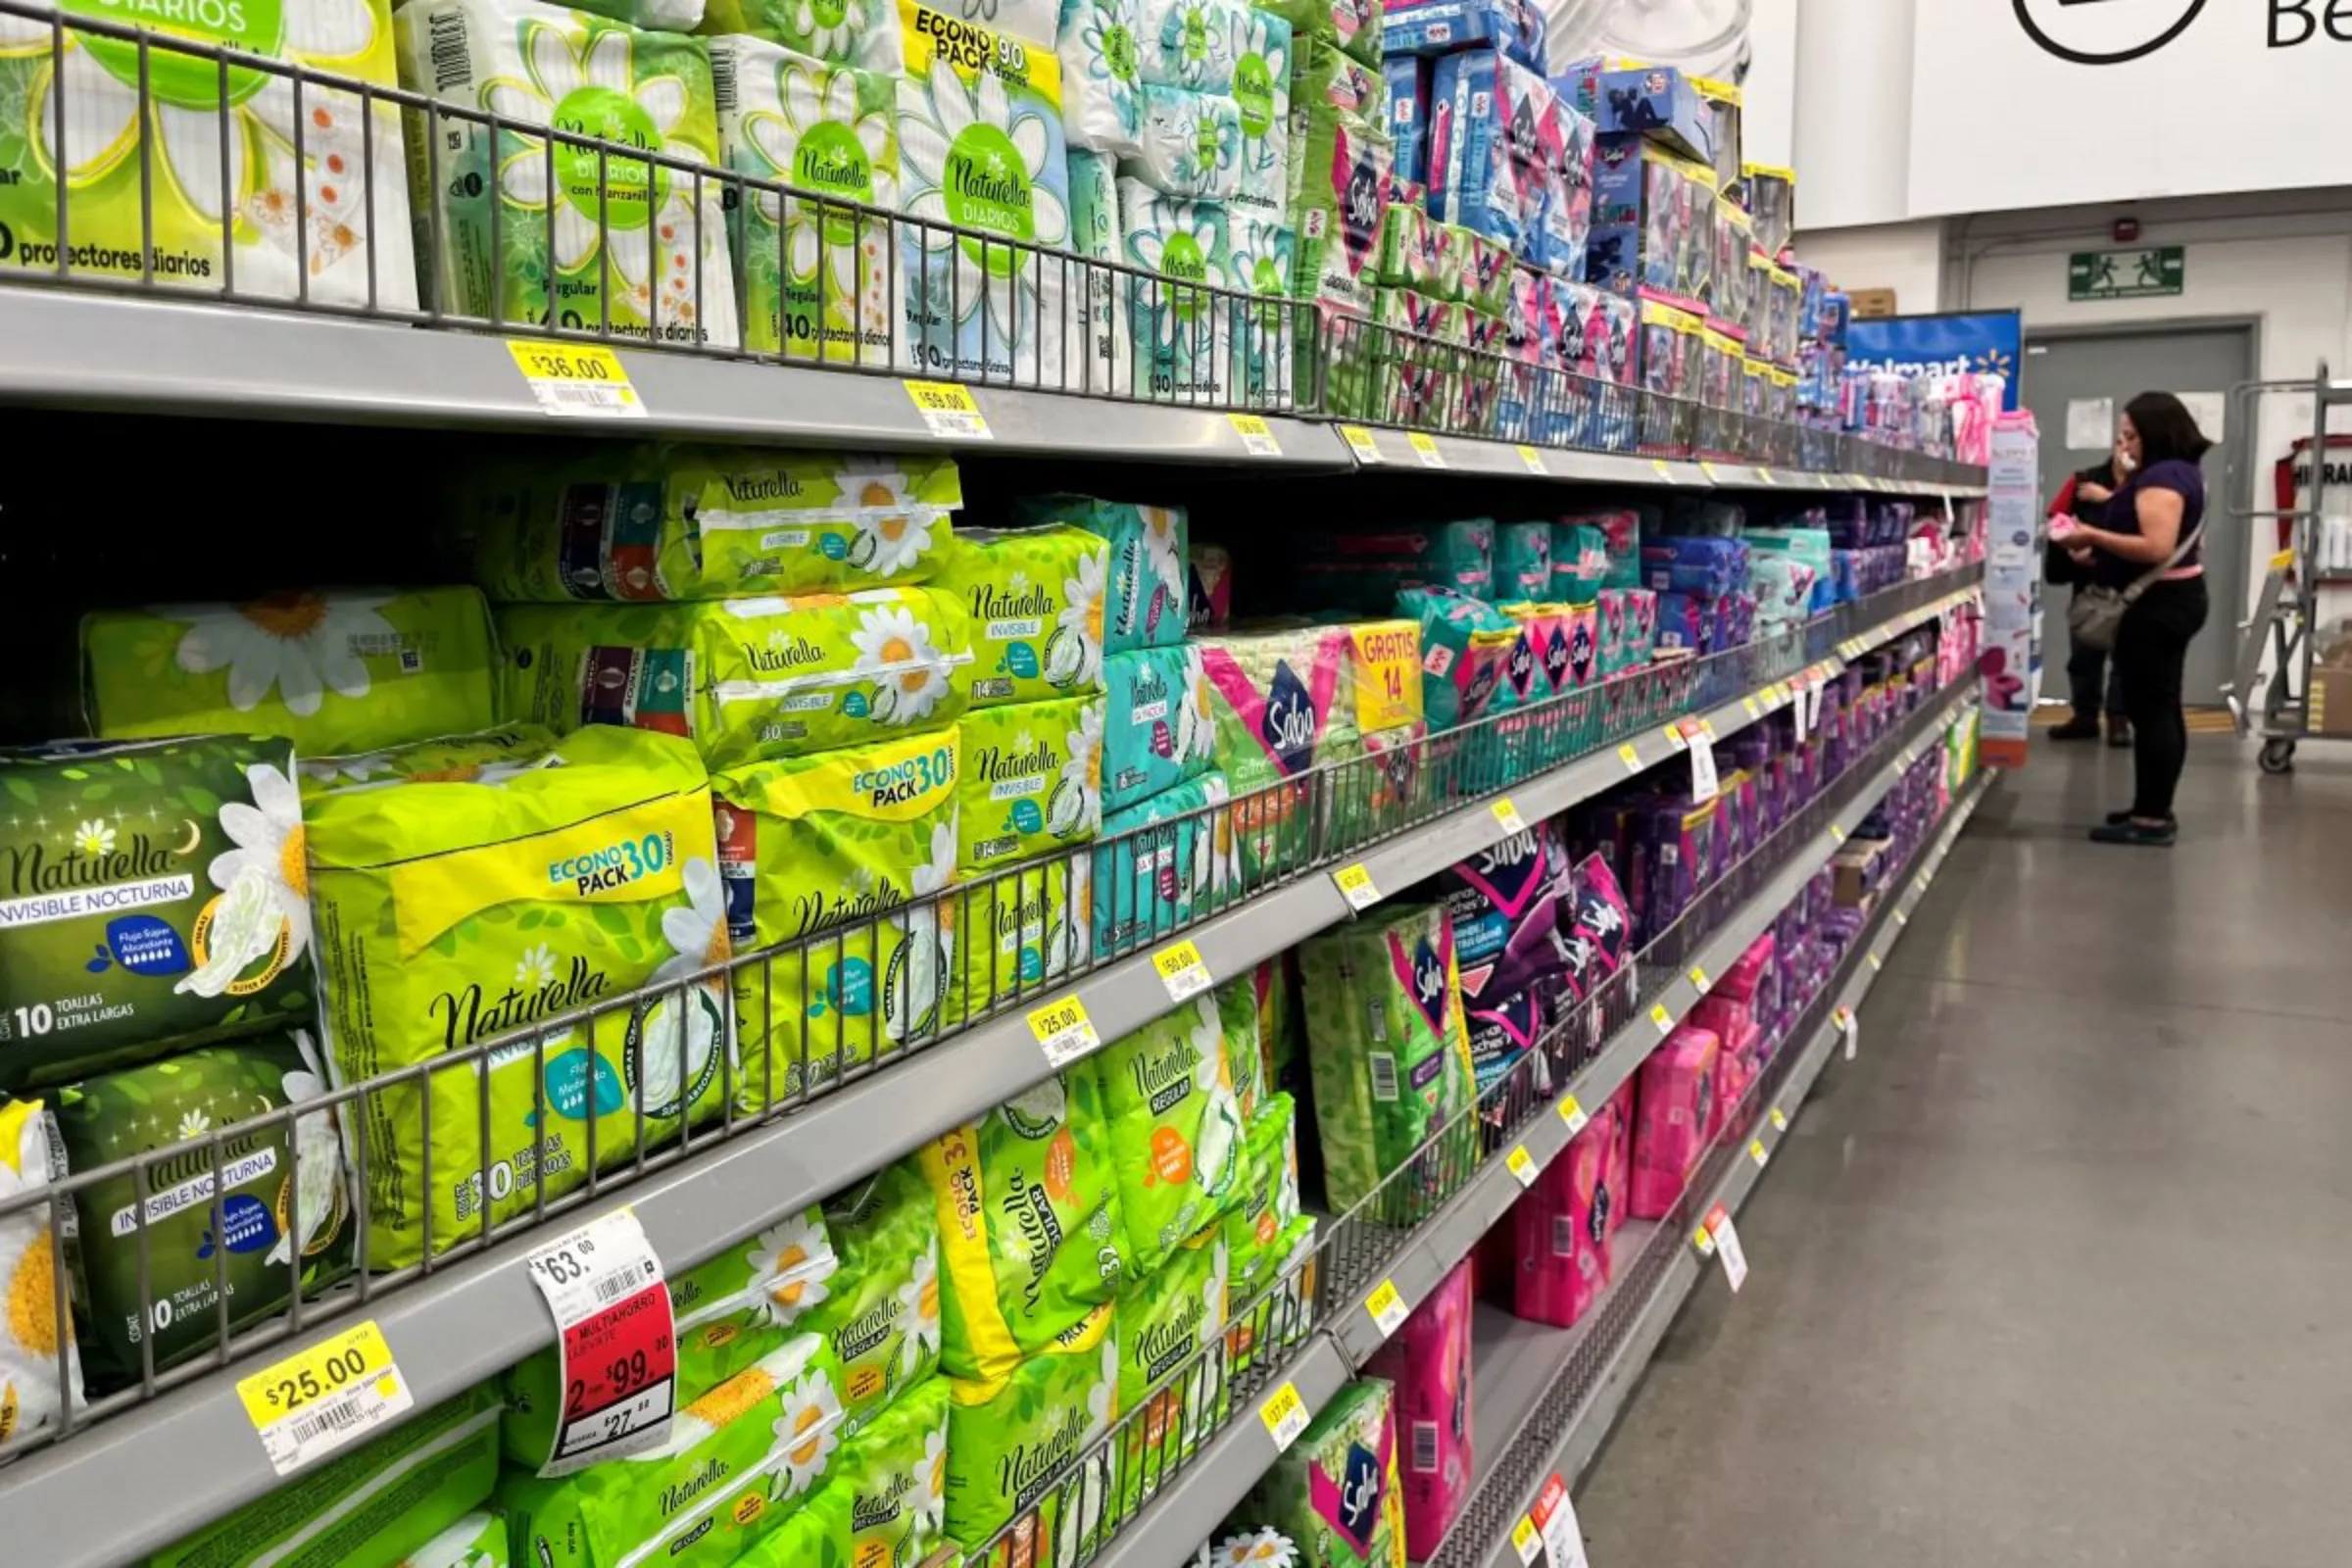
[0,737,315,1094]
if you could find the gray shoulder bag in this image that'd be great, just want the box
[2066,514,2206,653]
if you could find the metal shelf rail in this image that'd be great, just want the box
[1437,770,1992,1568]
[0,0,1984,496]
[0,569,1983,1565]
[1042,679,1980,1568]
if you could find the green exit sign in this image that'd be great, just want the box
[2069,246,2184,301]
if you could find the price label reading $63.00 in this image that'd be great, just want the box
[524,1207,677,1475]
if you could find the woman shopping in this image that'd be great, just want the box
[2048,393,2213,847]
[2045,439,2132,746]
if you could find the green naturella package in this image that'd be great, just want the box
[948,854,1094,1026]
[1088,993,1245,1276]
[502,1330,851,1568]
[956,697,1103,877]
[455,447,959,601]
[935,525,1111,708]
[732,1375,952,1568]
[390,1509,511,1567]
[508,1201,841,1467]
[498,590,974,767]
[149,1382,503,1568]
[712,729,959,1109]
[299,725,563,802]
[0,736,315,1094]
[306,725,731,1268]
[948,1299,1120,1568]
[797,1159,943,1423]
[50,1031,353,1392]
[1115,1223,1230,1516]
[82,588,500,756]
[921,1070,1130,1384]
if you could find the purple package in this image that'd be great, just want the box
[1558,851,1634,999]
[1653,591,1710,653]
[1442,822,1571,1001]
[1466,982,1545,1102]
[1629,794,1717,943]
[1640,535,1747,597]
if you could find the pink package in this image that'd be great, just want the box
[1715,933,1776,1002]
[1367,1257,1475,1558]
[1713,1018,1761,1146]
[1690,991,1753,1045]
[1630,1024,1720,1218]
[1513,1105,1618,1329]
[1604,1078,1635,1238]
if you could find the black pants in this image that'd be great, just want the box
[2110,575,2210,818]
[2065,622,2126,720]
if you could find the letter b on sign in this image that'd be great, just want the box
[2270,0,2352,44]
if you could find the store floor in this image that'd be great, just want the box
[1576,734,2352,1566]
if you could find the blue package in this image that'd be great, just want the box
[1525,166,1587,279]
[1593,64,1711,165]
[1428,47,1542,248]
[1653,591,1710,653]
[1386,54,1431,185]
[1549,55,1601,117]
[1830,549,1860,604]
[1640,535,1747,598]
[1101,645,1215,811]
[1091,769,1236,955]
[1381,0,1543,67]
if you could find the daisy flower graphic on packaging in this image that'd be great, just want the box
[1057,0,1145,155]
[913,1422,950,1532]
[634,856,733,1119]
[1118,175,1230,403]
[771,1365,846,1497]
[1197,1528,1299,1568]
[0,1101,77,1452]
[1228,5,1291,213]
[176,760,312,1000]
[852,601,955,725]
[0,0,415,305]
[898,1247,942,1374]
[1139,0,1236,89]
[268,1029,349,1269]
[750,1208,840,1325]
[1221,213,1296,407]
[393,0,738,346]
[712,37,900,367]
[1131,84,1241,200]
[895,1,1073,384]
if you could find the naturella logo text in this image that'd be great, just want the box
[2012,0,2207,64]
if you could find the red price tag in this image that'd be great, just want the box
[524,1208,677,1475]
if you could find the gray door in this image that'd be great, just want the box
[2020,324,2254,707]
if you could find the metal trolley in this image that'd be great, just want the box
[2226,362,2352,773]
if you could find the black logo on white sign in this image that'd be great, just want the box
[2012,0,2209,64]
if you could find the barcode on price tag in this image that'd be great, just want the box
[1229,413,1282,456]
[1407,431,1446,467]
[1334,863,1380,909]
[1557,1094,1588,1134]
[904,379,993,439]
[1511,1517,1543,1564]
[1259,1383,1310,1450]
[1493,797,1528,835]
[236,1321,414,1477]
[1705,1203,1748,1291]
[523,1207,676,1474]
[1152,941,1211,1004]
[1340,424,1384,463]
[1365,1279,1410,1339]
[1028,996,1100,1066]
[508,340,646,419]
[1506,1146,1538,1187]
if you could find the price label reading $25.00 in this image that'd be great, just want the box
[236,1320,415,1477]
[523,1207,677,1475]
[1027,996,1100,1066]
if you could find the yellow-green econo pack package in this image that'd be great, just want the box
[82,588,501,756]
[454,447,961,602]
[947,1300,1120,1568]
[305,725,730,1267]
[148,1383,502,1568]
[502,1330,850,1568]
[712,730,959,1109]
[733,1375,951,1568]
[498,590,974,767]
[299,724,563,802]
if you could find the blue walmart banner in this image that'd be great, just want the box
[1844,311,2023,411]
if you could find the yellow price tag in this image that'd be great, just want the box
[1517,443,1548,475]
[1558,1094,1589,1133]
[1649,1002,1674,1035]
[1510,1517,1543,1564]
[1027,996,1100,1066]
[1259,1383,1310,1450]
[2271,548,2296,573]
[1618,742,1643,771]
[1692,1225,1716,1256]
[237,1320,413,1476]
[508,339,645,419]
[1688,964,1710,991]
[1755,466,1776,485]
[1407,430,1446,467]
[1506,1146,1539,1187]
[1749,1138,1769,1166]
[1867,952,1884,971]
[1830,823,1846,844]
[1741,697,1761,720]
[1698,460,1722,482]
[1366,1279,1410,1339]
[1340,424,1384,463]
[1334,863,1381,910]
[1651,458,1674,481]
[1769,1107,1788,1131]
[903,378,992,439]
[1663,724,1688,751]
[1228,413,1282,456]
[1152,940,1211,1003]
[1493,797,1529,836]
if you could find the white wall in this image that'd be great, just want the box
[1788,0,1912,229]
[1955,194,2352,619]
[1785,220,1944,317]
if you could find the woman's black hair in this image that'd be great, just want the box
[2125,391,2216,466]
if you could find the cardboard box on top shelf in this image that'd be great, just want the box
[1833,836,1887,907]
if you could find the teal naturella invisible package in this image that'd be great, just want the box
[0,736,315,1094]
[148,1383,503,1568]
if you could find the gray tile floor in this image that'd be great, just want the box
[1575,734,2352,1566]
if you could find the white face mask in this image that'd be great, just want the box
[2117,450,2138,474]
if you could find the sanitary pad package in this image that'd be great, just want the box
[1013,497,1191,655]
[1101,646,1218,811]
[937,523,1110,706]
[1136,0,1242,88]
[497,589,973,766]
[923,1070,1130,1382]
[1059,0,1148,154]
[896,0,1075,382]
[1396,587,1521,733]
[726,1377,953,1568]
[395,0,738,346]
[1494,520,1552,600]
[1239,1377,1407,1568]
[1232,6,1296,214]
[1091,993,1246,1272]
[1629,1023,1718,1218]
[307,727,729,1266]
[1364,1257,1473,1559]
[945,1300,1119,1561]
[1512,1097,1616,1327]
[0,1101,74,1450]
[455,447,960,600]
[1298,904,1477,1219]
[0,738,316,1092]
[713,730,959,1105]
[1290,103,1392,313]
[1260,0,1379,65]
[957,697,1104,872]
[1224,213,1300,406]
[1197,626,1364,877]
[1118,174,1232,401]
[1115,1223,1232,1512]
[1439,822,1569,1003]
[710,37,901,365]
[1091,770,1241,954]
[84,588,499,755]
[1129,86,1245,202]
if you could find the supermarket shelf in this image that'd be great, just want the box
[1342,425,1710,487]
[1323,685,1978,1371]
[1452,772,1993,1568]
[0,286,1357,467]
[0,572,1981,1568]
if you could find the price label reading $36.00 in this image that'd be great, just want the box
[524,1207,677,1475]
